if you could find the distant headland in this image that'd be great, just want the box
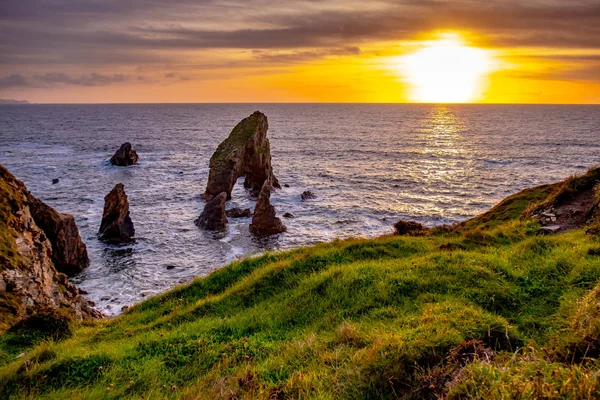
[0,99,30,105]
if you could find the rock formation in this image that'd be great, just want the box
[29,197,89,276]
[226,208,253,218]
[203,111,280,200]
[393,220,428,236]
[0,164,101,330]
[110,142,139,166]
[250,180,286,236]
[301,190,316,201]
[195,192,228,231]
[99,184,135,243]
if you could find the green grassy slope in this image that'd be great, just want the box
[1,170,600,399]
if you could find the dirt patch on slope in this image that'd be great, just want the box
[533,188,597,233]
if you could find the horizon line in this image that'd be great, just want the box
[3,102,600,106]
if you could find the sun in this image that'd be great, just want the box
[400,33,494,103]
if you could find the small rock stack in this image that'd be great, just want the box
[99,183,135,243]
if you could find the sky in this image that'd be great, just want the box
[1,0,599,104]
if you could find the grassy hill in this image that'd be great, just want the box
[1,169,600,399]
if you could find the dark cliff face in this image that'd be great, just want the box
[99,183,135,243]
[28,197,89,276]
[0,164,101,331]
[204,111,280,200]
[195,192,228,231]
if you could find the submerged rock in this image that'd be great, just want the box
[110,142,139,166]
[99,183,135,243]
[195,192,228,231]
[29,197,89,276]
[250,180,286,236]
[226,208,253,218]
[52,178,59,185]
[0,164,101,329]
[301,190,316,201]
[283,212,294,218]
[203,111,280,200]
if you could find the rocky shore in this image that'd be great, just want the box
[0,164,101,331]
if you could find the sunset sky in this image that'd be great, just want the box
[1,0,599,104]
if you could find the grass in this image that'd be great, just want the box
[2,168,600,399]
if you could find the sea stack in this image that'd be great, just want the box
[195,192,228,231]
[110,142,139,166]
[28,197,89,276]
[203,111,279,200]
[99,183,135,243]
[249,180,286,236]
[0,164,101,330]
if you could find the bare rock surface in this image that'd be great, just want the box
[203,111,279,200]
[110,142,139,166]
[0,164,101,330]
[226,208,253,218]
[195,192,228,231]
[99,183,135,243]
[250,180,286,236]
[301,190,316,201]
[29,197,89,276]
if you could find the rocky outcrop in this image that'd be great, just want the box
[226,208,253,218]
[250,180,286,236]
[195,192,228,231]
[110,142,139,166]
[203,111,280,200]
[393,220,428,236]
[99,184,135,243]
[29,197,89,276]
[0,164,101,331]
[301,191,316,201]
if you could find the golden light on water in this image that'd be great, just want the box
[399,33,495,103]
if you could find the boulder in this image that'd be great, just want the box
[52,178,59,185]
[540,225,562,234]
[0,164,101,331]
[28,197,89,276]
[110,142,139,166]
[99,183,135,243]
[250,180,286,236]
[195,192,228,231]
[226,208,253,218]
[393,220,428,236]
[301,190,316,201]
[283,212,294,218]
[203,111,280,200]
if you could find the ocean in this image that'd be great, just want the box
[1,103,599,314]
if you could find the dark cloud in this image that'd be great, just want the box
[253,47,361,63]
[0,1,599,82]
[0,74,27,89]
[33,72,128,86]
[0,72,130,88]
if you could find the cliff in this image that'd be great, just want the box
[1,168,600,399]
[0,165,100,332]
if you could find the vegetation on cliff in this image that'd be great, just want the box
[1,168,600,399]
